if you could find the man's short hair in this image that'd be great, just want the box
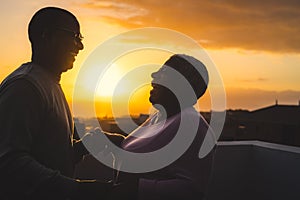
[28,7,77,45]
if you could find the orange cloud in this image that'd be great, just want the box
[78,0,300,53]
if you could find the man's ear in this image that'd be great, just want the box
[41,28,51,40]
[41,31,46,39]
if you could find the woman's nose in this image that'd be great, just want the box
[151,71,159,78]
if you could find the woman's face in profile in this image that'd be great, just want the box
[149,65,178,108]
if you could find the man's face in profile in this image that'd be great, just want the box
[47,16,84,73]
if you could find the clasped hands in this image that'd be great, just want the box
[80,127,125,155]
[73,129,138,200]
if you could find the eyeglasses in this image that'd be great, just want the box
[55,27,84,42]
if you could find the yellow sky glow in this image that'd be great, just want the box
[1,1,300,117]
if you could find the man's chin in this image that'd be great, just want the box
[61,63,74,73]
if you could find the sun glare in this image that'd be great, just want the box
[96,63,124,98]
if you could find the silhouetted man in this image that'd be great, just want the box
[0,7,110,200]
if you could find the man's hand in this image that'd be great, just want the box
[80,128,125,155]
[92,127,125,147]
[79,130,107,154]
[102,132,125,147]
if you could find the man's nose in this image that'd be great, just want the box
[76,40,84,50]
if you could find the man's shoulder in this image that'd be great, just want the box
[0,63,52,100]
[1,63,30,88]
[1,62,36,83]
[1,62,51,90]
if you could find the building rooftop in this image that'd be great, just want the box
[250,104,300,124]
[206,141,300,200]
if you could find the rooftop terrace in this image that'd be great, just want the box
[75,140,300,200]
[207,141,300,200]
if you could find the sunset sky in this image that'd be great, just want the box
[1,0,300,117]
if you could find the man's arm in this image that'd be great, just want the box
[73,127,125,159]
[0,79,82,198]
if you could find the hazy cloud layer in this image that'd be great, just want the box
[226,88,300,110]
[237,77,269,83]
[79,0,300,53]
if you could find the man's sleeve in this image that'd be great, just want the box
[0,79,78,199]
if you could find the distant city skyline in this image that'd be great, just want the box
[73,100,300,119]
[76,102,300,147]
